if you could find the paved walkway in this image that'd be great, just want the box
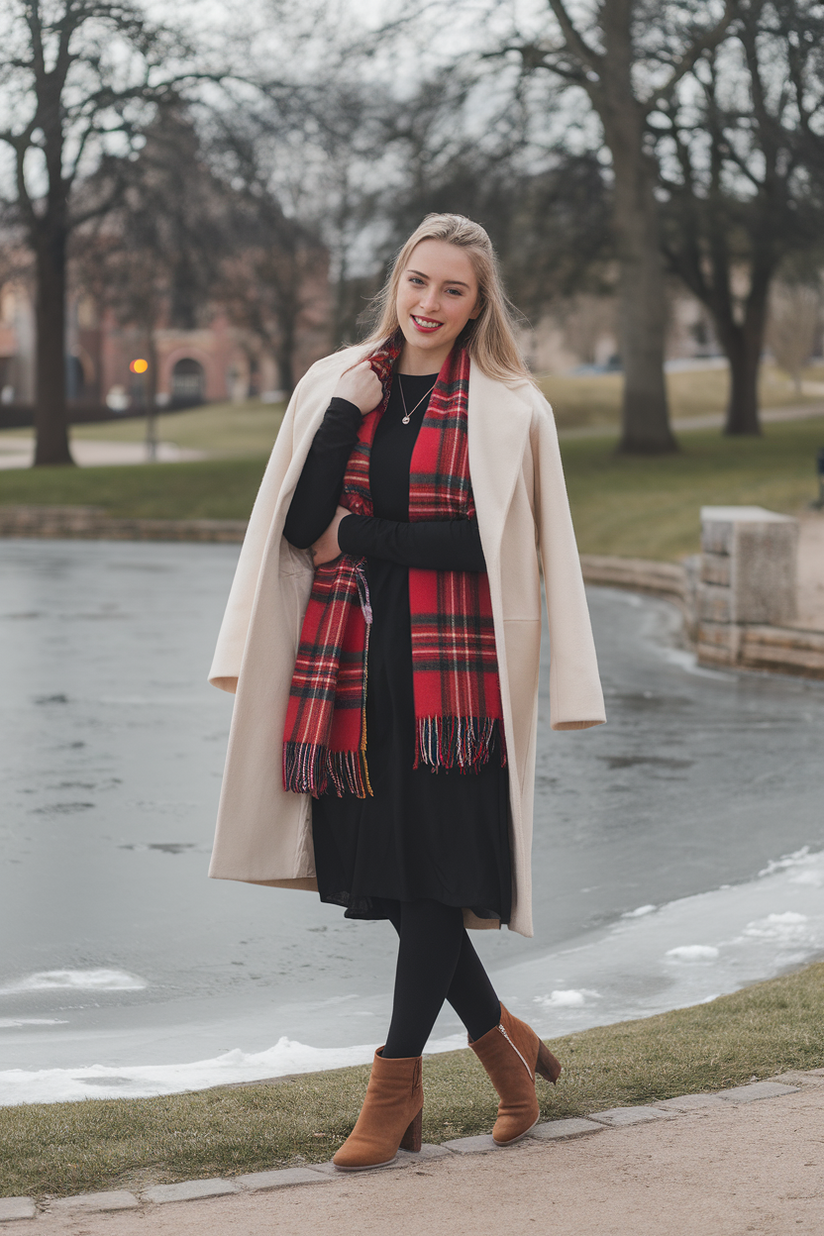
[3,1073,823,1235]
[0,438,205,468]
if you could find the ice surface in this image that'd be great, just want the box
[3,547,823,1106]
[2,848,821,1105]
[492,846,824,1041]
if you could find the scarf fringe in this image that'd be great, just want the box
[414,716,507,773]
[283,742,372,799]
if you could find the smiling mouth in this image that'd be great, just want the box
[411,315,442,331]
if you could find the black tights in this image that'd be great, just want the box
[382,899,501,1059]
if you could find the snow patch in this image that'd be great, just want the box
[665,945,720,962]
[0,1033,467,1106]
[0,969,147,996]
[0,1020,69,1029]
[741,912,809,942]
[534,989,601,1009]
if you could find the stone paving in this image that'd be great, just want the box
[2,1073,820,1225]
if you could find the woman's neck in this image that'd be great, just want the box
[396,341,451,376]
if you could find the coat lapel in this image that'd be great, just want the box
[467,364,533,565]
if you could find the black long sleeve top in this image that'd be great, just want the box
[283,395,486,572]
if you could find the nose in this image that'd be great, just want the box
[419,287,440,313]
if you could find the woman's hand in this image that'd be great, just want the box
[310,505,350,566]
[333,360,383,415]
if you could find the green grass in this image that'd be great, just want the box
[0,455,269,520]
[1,398,287,457]
[1,961,822,1200]
[2,412,823,558]
[563,416,824,560]
[2,364,821,451]
[540,363,824,430]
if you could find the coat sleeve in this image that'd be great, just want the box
[207,376,308,694]
[531,394,606,731]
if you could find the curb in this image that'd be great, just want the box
[4,1074,821,1221]
[0,506,247,543]
[580,552,824,680]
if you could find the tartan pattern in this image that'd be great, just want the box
[283,337,504,798]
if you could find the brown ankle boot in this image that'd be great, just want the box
[469,1005,561,1145]
[332,1048,423,1171]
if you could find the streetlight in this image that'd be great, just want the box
[129,358,156,462]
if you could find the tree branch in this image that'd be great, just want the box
[546,0,603,72]
[647,0,739,109]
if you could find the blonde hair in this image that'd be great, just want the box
[360,214,533,384]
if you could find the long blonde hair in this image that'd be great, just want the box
[360,214,533,384]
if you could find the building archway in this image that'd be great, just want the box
[171,357,206,406]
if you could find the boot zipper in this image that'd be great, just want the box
[497,1024,532,1077]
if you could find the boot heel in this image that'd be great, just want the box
[536,1040,562,1085]
[400,1106,423,1152]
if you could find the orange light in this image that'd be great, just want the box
[130,358,148,374]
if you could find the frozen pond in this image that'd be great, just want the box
[1,539,823,1104]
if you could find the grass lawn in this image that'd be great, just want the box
[540,363,824,430]
[1,399,287,458]
[1,961,822,1200]
[0,455,271,522]
[1,364,821,452]
[2,413,823,559]
[563,416,824,560]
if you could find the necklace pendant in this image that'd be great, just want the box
[402,414,411,424]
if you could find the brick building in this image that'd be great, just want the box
[0,263,331,413]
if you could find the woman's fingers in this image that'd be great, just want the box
[311,507,349,565]
[332,361,383,415]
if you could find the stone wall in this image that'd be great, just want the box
[0,505,247,543]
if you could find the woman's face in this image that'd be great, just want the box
[395,239,481,371]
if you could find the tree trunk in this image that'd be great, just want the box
[709,268,769,436]
[596,7,677,455]
[277,316,296,396]
[33,225,74,466]
[723,325,762,435]
[613,169,677,453]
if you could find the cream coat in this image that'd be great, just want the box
[208,345,605,937]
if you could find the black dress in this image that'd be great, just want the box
[283,374,511,924]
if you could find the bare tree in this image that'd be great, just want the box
[502,0,737,452]
[73,102,234,447]
[656,0,824,433]
[346,69,614,346]
[212,115,330,394]
[0,1,216,465]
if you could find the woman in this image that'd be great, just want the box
[208,214,605,1170]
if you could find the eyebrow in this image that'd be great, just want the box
[407,268,471,289]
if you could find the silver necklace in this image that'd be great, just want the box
[398,374,437,425]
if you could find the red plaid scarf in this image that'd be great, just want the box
[282,338,505,798]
